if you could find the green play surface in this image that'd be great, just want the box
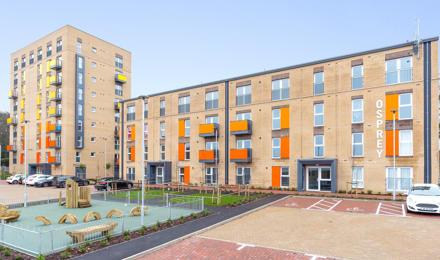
[1,199,200,255]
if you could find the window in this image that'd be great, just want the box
[178,96,190,114]
[76,152,80,163]
[236,112,251,121]
[160,100,165,116]
[314,103,324,126]
[91,137,96,142]
[77,121,83,131]
[76,136,83,148]
[144,146,148,160]
[77,40,82,53]
[29,52,34,65]
[21,56,26,68]
[47,44,52,57]
[352,99,363,123]
[205,91,218,110]
[352,167,364,188]
[144,123,148,139]
[386,167,413,192]
[78,73,83,84]
[352,133,364,157]
[91,122,96,127]
[160,144,165,160]
[127,106,135,121]
[115,113,120,123]
[184,143,190,160]
[156,167,163,184]
[236,167,251,185]
[90,152,95,157]
[314,135,324,157]
[115,56,123,68]
[399,130,413,156]
[144,103,148,118]
[205,116,218,124]
[272,109,281,130]
[91,77,96,83]
[127,126,132,140]
[115,140,120,150]
[56,39,62,52]
[127,167,135,181]
[352,65,363,89]
[160,122,165,138]
[91,62,96,68]
[91,107,96,112]
[127,147,132,161]
[272,78,289,101]
[386,56,412,85]
[280,167,290,187]
[184,120,190,137]
[92,47,97,53]
[399,93,412,119]
[37,49,42,61]
[314,72,324,95]
[236,85,251,105]
[272,138,280,158]
[237,139,251,149]
[205,167,217,185]
[206,141,218,150]
[91,92,96,97]
[179,168,185,183]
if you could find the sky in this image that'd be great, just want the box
[0,0,439,112]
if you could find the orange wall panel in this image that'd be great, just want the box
[131,126,136,141]
[385,94,399,121]
[20,153,24,164]
[131,146,136,161]
[178,143,185,161]
[272,166,281,188]
[385,130,399,156]
[36,152,40,163]
[280,107,290,129]
[184,167,190,184]
[280,136,290,158]
[178,120,185,137]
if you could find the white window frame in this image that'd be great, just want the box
[314,103,324,126]
[272,109,281,130]
[236,167,251,185]
[352,99,363,123]
[205,116,218,124]
[179,168,185,183]
[398,93,412,120]
[184,143,190,160]
[236,85,251,106]
[184,119,190,137]
[144,123,148,139]
[160,122,165,138]
[351,65,363,90]
[237,112,251,121]
[237,139,251,149]
[314,135,324,158]
[386,56,413,85]
[352,133,364,157]
[281,167,290,188]
[205,167,217,185]
[386,167,413,192]
[352,167,364,188]
[271,78,290,101]
[205,91,218,110]
[206,141,218,151]
[272,138,280,159]
[160,144,165,161]
[314,72,324,95]
[399,130,413,156]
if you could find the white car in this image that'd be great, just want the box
[406,184,440,214]
[6,174,24,184]
[26,174,47,186]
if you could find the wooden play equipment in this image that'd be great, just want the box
[58,214,78,224]
[66,222,118,243]
[105,209,123,218]
[0,204,21,223]
[83,211,102,223]
[65,178,91,208]
[35,216,51,225]
[129,206,148,216]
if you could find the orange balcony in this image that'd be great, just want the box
[199,123,219,137]
[47,139,56,148]
[199,150,218,163]
[115,158,120,165]
[230,148,252,163]
[7,145,17,152]
[48,156,56,163]
[230,120,252,135]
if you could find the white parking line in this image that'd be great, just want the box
[327,200,342,211]
[376,202,382,214]
[307,199,324,210]
[380,206,403,214]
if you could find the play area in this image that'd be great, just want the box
[0,180,202,256]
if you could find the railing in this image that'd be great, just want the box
[8,90,18,99]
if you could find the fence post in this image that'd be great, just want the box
[104,190,107,201]
[201,196,204,211]
[122,215,125,232]
[127,191,129,204]
[50,227,54,251]
[137,192,140,205]
[38,231,42,255]
[166,193,169,208]
[47,193,50,204]
[0,219,4,242]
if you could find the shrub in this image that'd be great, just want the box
[191,213,197,218]
[100,240,109,246]
[0,245,3,251]
[156,220,161,227]
[140,228,145,235]
[166,219,172,227]
[86,242,91,247]
[79,246,87,253]
[60,251,71,259]
[4,248,11,256]
[180,216,185,223]
[387,192,392,196]
[124,230,130,236]
[152,225,158,231]
[106,234,111,241]
[66,246,72,252]
[202,209,209,217]
[36,255,45,260]
[124,235,130,241]
[15,254,23,260]
[377,192,381,195]
[367,190,373,194]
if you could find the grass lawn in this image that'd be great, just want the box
[169,192,267,207]
[108,189,184,200]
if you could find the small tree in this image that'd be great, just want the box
[106,163,111,170]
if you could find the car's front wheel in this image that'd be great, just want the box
[43,182,49,187]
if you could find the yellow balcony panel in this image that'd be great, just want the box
[199,123,219,137]
[230,120,252,135]
[49,59,62,70]
[7,118,17,125]
[115,74,127,83]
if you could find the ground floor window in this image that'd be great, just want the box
[205,167,217,185]
[281,167,289,187]
[127,167,135,181]
[179,167,185,183]
[156,167,164,184]
[236,167,251,185]
[386,167,412,192]
[352,167,364,188]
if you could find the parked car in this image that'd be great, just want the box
[55,176,89,188]
[35,176,55,187]
[407,184,440,214]
[23,174,37,185]
[94,178,133,191]
[6,174,24,184]
[27,174,51,186]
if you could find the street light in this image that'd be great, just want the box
[23,120,30,207]
[391,109,398,201]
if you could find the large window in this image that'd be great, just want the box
[205,91,218,110]
[236,85,251,105]
[144,146,148,160]
[272,138,280,159]
[399,130,413,156]
[237,139,251,149]
[160,100,165,116]
[127,106,135,121]
[237,112,251,121]
[352,65,363,90]
[205,167,217,185]
[160,122,165,138]
[127,168,135,181]
[352,167,364,188]
[127,146,132,161]
[352,133,364,157]
[205,116,218,124]
[386,56,412,85]
[314,103,324,126]
[206,141,218,150]
[272,78,289,101]
[314,72,324,95]
[115,84,122,96]
[386,167,413,192]
[399,93,412,119]
[272,109,281,130]
[314,135,324,157]
[236,167,251,185]
[56,39,62,52]
[352,99,363,123]
[115,56,123,68]
[178,96,190,114]
[281,167,289,187]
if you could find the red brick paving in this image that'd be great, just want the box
[139,236,335,260]
[332,199,379,214]
[272,196,321,209]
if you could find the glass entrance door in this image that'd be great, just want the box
[306,167,332,191]
[156,167,164,184]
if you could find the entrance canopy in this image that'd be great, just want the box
[297,159,338,193]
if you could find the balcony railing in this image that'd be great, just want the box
[8,90,18,99]
[50,59,62,70]
[230,148,252,163]
[49,75,62,86]
[54,140,61,149]
[7,118,17,126]
[7,145,17,152]
[199,150,219,163]
[114,102,120,110]
[49,90,62,101]
[49,108,62,117]
[199,123,219,137]
[115,74,127,83]
[230,120,252,135]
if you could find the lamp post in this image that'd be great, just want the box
[141,99,146,225]
[391,110,398,201]
[23,120,30,207]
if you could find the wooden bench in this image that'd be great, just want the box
[66,222,118,243]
